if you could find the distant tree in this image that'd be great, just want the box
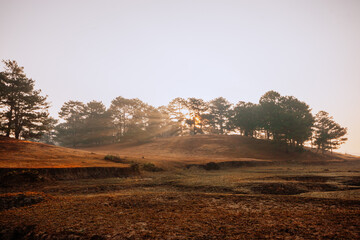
[259,90,282,140]
[258,91,314,151]
[313,111,347,153]
[109,97,152,141]
[56,101,86,147]
[258,91,314,146]
[0,60,51,140]
[185,98,208,135]
[38,117,58,144]
[232,102,260,137]
[83,101,113,145]
[167,97,187,135]
[277,96,314,149]
[153,106,180,137]
[109,96,130,141]
[208,97,232,134]
[281,96,314,147]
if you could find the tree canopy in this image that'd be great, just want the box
[313,111,347,153]
[0,59,348,154]
[0,60,50,140]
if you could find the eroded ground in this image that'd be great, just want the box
[1,164,360,239]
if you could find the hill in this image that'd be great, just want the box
[1,135,358,169]
[0,136,128,168]
[83,135,360,167]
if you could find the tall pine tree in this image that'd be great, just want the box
[0,60,50,140]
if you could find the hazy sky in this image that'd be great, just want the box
[1,0,359,155]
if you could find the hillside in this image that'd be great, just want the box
[1,135,360,239]
[84,135,359,166]
[1,135,358,169]
[0,137,128,168]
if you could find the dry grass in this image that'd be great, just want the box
[1,164,360,239]
[83,135,359,169]
[1,136,360,239]
[0,137,128,168]
[1,192,360,239]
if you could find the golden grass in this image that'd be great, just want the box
[2,135,358,169]
[83,135,360,169]
[0,137,128,168]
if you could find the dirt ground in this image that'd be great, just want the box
[1,163,360,239]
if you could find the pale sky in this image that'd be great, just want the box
[1,0,359,155]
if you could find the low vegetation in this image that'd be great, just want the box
[104,155,124,163]
[141,162,163,172]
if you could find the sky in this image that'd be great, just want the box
[0,0,359,155]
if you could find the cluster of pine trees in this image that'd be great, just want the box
[0,60,347,153]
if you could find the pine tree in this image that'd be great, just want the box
[232,102,261,137]
[167,97,186,135]
[208,97,232,134]
[186,98,208,135]
[83,101,113,145]
[56,100,87,147]
[313,111,347,153]
[0,60,50,140]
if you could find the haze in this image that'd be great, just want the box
[0,0,359,155]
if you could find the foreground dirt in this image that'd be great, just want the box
[1,136,360,239]
[1,192,359,239]
[1,164,360,239]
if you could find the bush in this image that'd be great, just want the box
[104,155,123,162]
[130,163,140,173]
[204,162,220,171]
[141,163,163,172]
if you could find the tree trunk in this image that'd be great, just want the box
[14,109,20,139]
[6,107,13,137]
[193,120,196,135]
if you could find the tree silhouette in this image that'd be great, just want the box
[313,111,347,153]
[83,101,112,145]
[185,98,208,135]
[232,102,261,137]
[277,96,314,150]
[208,97,232,134]
[0,60,50,139]
[56,101,86,147]
[109,97,154,141]
[259,90,282,140]
[167,97,187,135]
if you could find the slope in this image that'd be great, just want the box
[84,135,357,167]
[0,136,128,168]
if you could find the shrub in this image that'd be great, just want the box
[204,162,220,171]
[130,163,140,173]
[141,163,163,172]
[104,155,123,162]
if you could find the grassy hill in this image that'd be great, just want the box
[1,135,360,239]
[83,135,359,167]
[0,136,128,168]
[1,135,358,169]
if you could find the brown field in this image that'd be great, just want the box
[1,135,360,239]
[82,135,359,168]
[0,136,128,168]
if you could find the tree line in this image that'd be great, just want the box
[0,60,347,153]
